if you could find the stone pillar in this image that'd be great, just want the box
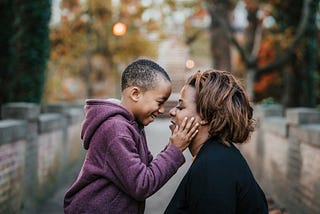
[45,103,71,175]
[285,108,320,213]
[286,107,320,125]
[0,119,27,213]
[254,104,284,119]
[1,102,40,213]
[45,103,84,170]
[251,105,284,184]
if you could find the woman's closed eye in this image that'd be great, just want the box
[176,105,183,110]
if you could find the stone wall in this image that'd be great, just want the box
[239,105,320,214]
[0,103,84,213]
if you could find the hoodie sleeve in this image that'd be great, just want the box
[106,135,185,201]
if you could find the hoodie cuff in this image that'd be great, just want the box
[165,144,186,165]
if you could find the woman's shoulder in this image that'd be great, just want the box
[194,139,249,171]
[199,139,242,158]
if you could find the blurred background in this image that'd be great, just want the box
[1,0,319,107]
[0,0,320,213]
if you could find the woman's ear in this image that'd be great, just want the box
[200,119,209,125]
[129,86,142,102]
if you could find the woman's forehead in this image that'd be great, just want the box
[180,85,196,103]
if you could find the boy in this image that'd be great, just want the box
[64,59,198,213]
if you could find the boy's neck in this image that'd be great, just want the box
[120,98,134,116]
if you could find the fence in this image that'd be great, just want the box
[239,105,320,214]
[0,103,84,213]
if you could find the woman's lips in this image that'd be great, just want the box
[169,120,176,132]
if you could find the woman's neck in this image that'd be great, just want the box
[189,127,209,157]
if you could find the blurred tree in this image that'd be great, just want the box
[205,0,237,71]
[0,0,51,104]
[46,0,164,102]
[205,0,318,107]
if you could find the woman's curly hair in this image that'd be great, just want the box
[186,69,255,145]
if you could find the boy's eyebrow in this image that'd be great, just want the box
[157,96,169,102]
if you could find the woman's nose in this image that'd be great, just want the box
[169,107,176,117]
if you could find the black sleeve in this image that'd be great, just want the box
[236,181,269,214]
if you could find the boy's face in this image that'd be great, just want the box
[134,78,172,126]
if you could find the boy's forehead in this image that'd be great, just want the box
[149,79,171,97]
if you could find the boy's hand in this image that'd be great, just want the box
[169,117,199,152]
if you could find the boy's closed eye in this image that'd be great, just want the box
[157,100,166,106]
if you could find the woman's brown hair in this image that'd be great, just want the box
[186,69,255,145]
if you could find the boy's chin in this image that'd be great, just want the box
[143,119,154,126]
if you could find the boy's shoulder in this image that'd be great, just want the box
[101,114,140,135]
[100,115,142,145]
[103,114,132,127]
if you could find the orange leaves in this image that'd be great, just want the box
[257,36,276,67]
[255,36,278,93]
[254,71,278,92]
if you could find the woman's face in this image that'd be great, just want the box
[169,85,201,132]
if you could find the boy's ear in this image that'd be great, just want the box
[129,86,142,102]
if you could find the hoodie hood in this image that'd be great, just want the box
[81,99,134,149]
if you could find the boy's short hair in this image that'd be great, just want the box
[121,59,171,91]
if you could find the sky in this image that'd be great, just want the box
[50,0,62,25]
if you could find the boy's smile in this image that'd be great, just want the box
[134,78,172,126]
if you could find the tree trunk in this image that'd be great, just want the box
[245,68,255,101]
[282,64,300,107]
[208,0,232,71]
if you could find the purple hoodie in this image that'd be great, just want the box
[64,99,185,214]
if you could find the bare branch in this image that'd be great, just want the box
[205,2,252,66]
[251,24,263,58]
[185,29,204,45]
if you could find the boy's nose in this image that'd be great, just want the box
[158,105,165,114]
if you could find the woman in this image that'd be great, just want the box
[165,69,268,213]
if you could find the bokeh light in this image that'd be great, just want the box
[112,22,127,36]
[185,59,195,69]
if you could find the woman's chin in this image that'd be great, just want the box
[169,124,175,133]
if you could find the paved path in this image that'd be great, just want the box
[145,119,192,214]
[37,118,192,214]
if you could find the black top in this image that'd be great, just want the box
[165,138,268,214]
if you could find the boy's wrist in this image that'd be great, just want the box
[162,144,169,152]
